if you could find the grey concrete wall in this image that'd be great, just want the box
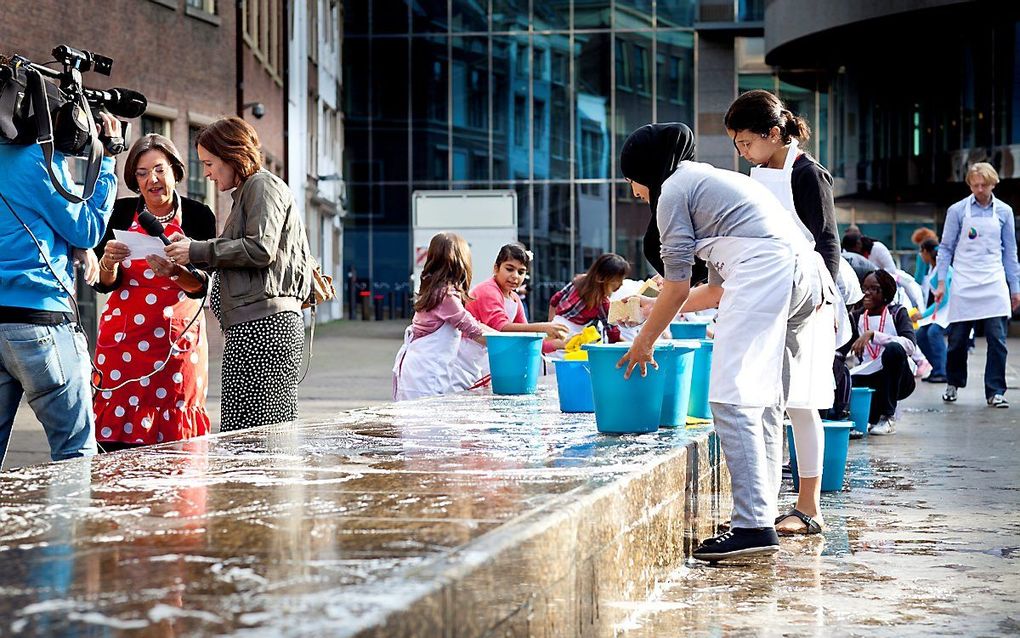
[695,33,737,170]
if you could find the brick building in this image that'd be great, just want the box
[1,0,290,330]
[1,0,289,213]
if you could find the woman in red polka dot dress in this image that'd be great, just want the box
[91,135,217,451]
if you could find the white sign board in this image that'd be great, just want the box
[411,190,518,291]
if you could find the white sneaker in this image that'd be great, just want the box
[869,417,896,436]
[943,385,958,402]
[988,394,1009,408]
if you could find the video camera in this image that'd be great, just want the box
[0,45,147,202]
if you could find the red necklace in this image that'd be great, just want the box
[863,307,887,360]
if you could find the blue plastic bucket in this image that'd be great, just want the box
[849,387,874,436]
[486,333,544,395]
[554,359,594,413]
[659,340,701,427]
[787,420,853,492]
[668,321,711,340]
[688,338,714,419]
[585,343,674,434]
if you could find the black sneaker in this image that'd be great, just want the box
[692,527,780,562]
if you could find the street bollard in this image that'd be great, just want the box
[374,295,384,321]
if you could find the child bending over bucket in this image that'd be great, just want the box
[392,232,496,401]
[450,243,569,390]
[547,254,630,350]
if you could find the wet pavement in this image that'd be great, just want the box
[611,353,1020,637]
[1,334,1018,636]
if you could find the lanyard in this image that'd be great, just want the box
[863,307,888,361]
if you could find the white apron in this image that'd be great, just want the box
[749,140,837,408]
[449,296,522,390]
[392,322,462,401]
[919,265,951,329]
[947,200,1012,323]
[698,237,795,407]
[850,307,916,377]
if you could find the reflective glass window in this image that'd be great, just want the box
[452,0,488,32]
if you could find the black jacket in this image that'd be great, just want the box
[91,195,216,296]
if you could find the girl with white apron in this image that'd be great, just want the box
[393,322,463,401]
[746,135,838,537]
[724,89,843,537]
[392,233,492,401]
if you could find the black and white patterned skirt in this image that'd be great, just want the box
[212,276,305,431]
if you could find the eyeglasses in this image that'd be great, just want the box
[135,164,170,180]
[862,285,883,294]
[731,133,766,152]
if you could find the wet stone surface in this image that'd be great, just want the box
[611,378,1020,637]
[0,384,723,636]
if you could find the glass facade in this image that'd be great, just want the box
[343,0,696,312]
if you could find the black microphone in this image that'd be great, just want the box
[137,210,201,277]
[83,87,148,118]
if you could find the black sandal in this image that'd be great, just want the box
[774,508,823,536]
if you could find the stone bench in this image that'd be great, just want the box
[0,382,729,636]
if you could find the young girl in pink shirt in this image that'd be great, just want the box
[450,244,568,390]
[392,232,494,401]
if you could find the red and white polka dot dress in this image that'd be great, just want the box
[93,214,211,445]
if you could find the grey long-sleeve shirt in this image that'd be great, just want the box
[657,160,809,284]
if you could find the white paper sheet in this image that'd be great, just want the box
[112,229,168,259]
[849,358,882,377]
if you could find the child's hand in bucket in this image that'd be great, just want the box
[617,340,657,380]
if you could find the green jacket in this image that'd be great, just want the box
[190,169,312,329]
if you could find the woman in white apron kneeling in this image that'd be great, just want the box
[619,123,821,562]
[393,233,494,401]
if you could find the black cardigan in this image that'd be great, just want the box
[791,154,840,278]
[91,195,217,296]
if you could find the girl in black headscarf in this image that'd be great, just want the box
[618,121,824,562]
[619,123,706,282]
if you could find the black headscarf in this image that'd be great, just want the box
[620,122,705,281]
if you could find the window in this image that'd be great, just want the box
[187,126,209,204]
[468,68,486,129]
[308,95,318,179]
[184,0,219,23]
[515,43,529,78]
[186,0,215,12]
[551,52,567,86]
[533,48,546,81]
[308,0,318,62]
[533,100,546,147]
[633,44,648,94]
[242,0,282,84]
[493,72,507,132]
[615,39,630,90]
[140,115,170,139]
[669,56,686,104]
[514,96,527,147]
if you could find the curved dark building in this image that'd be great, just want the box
[763,0,1020,258]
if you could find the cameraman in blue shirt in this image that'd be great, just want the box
[0,112,120,466]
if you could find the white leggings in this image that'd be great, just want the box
[787,407,824,478]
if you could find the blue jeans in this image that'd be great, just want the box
[916,323,947,377]
[947,316,1009,398]
[0,322,97,465]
